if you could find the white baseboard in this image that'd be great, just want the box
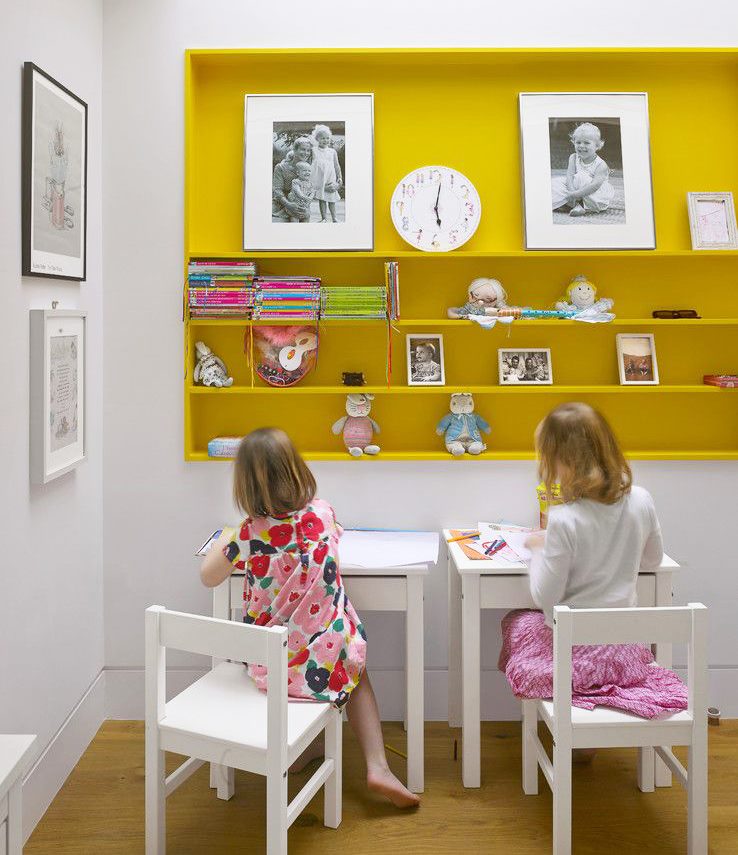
[22,671,106,842]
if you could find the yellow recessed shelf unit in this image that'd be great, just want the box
[184,48,738,462]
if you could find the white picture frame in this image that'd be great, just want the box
[498,348,553,385]
[519,92,655,250]
[687,192,738,250]
[616,333,659,385]
[406,334,445,386]
[243,93,374,251]
[30,309,86,484]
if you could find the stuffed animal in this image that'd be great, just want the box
[193,341,233,387]
[447,278,507,319]
[436,392,491,455]
[555,275,614,314]
[331,393,381,457]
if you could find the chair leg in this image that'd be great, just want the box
[688,739,708,855]
[145,728,166,855]
[324,709,343,829]
[211,762,235,800]
[552,742,572,855]
[522,700,539,795]
[637,747,655,793]
[266,770,288,855]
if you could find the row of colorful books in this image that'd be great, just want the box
[188,260,258,318]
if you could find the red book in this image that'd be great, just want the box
[703,374,738,388]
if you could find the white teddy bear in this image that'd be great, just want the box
[193,341,233,387]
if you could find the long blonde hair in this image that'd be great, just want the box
[535,402,631,505]
[233,428,316,518]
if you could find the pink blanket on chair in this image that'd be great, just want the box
[498,610,688,719]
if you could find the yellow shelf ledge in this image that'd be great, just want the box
[188,384,726,396]
[188,249,738,260]
[188,317,738,328]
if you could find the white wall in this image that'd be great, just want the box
[0,0,104,837]
[102,0,738,721]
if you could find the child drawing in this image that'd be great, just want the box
[311,124,343,223]
[551,122,615,217]
[286,160,316,223]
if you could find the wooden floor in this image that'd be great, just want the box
[27,720,738,854]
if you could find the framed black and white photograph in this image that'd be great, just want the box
[243,93,374,251]
[406,334,445,386]
[519,93,655,250]
[30,309,87,484]
[616,333,659,385]
[687,192,738,250]
[498,348,553,385]
[22,63,87,280]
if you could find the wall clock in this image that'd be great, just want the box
[390,165,482,252]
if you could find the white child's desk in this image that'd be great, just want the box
[0,735,36,855]
[212,561,429,794]
[444,529,680,789]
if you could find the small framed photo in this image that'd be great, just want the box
[687,192,738,250]
[498,349,553,385]
[519,92,655,250]
[30,310,87,484]
[22,63,88,280]
[616,333,659,385]
[406,334,445,386]
[243,93,374,251]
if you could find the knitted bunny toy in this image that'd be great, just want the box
[436,392,491,455]
[193,341,233,387]
[331,393,381,457]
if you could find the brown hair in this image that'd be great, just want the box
[535,402,631,505]
[233,428,316,518]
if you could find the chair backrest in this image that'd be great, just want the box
[552,603,707,734]
[145,606,288,762]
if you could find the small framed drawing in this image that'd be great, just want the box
[616,333,659,385]
[243,93,374,251]
[406,334,445,386]
[498,348,553,385]
[687,192,738,250]
[30,310,87,484]
[519,93,655,250]
[22,63,88,280]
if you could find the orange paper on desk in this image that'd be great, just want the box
[449,529,489,561]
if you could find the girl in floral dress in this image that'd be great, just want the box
[200,427,419,808]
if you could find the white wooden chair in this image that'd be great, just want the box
[145,605,342,855]
[522,604,708,855]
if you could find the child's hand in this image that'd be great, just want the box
[525,532,545,551]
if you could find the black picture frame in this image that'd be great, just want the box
[22,62,88,281]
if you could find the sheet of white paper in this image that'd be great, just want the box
[499,530,535,563]
[340,530,439,568]
[476,521,538,563]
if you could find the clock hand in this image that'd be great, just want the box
[434,184,442,227]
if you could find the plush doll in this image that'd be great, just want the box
[555,274,614,315]
[331,393,381,457]
[193,341,233,387]
[436,392,491,456]
[447,278,508,319]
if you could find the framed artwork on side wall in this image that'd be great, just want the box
[243,93,374,251]
[30,310,87,484]
[687,192,738,250]
[519,92,655,250]
[22,63,88,280]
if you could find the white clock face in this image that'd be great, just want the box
[390,166,482,252]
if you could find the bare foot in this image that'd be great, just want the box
[572,748,597,764]
[569,204,586,217]
[289,737,324,773]
[367,767,420,808]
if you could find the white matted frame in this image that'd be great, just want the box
[616,332,659,386]
[406,333,445,386]
[243,93,374,251]
[498,348,553,385]
[519,93,655,250]
[687,192,738,250]
[30,309,86,484]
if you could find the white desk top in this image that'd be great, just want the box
[443,529,679,575]
[232,562,430,579]
[0,734,36,801]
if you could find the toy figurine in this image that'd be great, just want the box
[447,278,507,319]
[331,393,381,457]
[193,341,233,387]
[436,392,491,456]
[555,274,614,315]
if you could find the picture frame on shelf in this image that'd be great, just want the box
[22,63,88,280]
[498,348,553,385]
[30,309,87,484]
[243,93,374,251]
[616,333,659,385]
[406,334,445,386]
[687,192,738,250]
[519,92,655,250]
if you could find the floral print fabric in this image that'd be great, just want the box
[223,499,366,707]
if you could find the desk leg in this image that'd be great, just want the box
[406,575,424,793]
[7,779,22,855]
[211,582,235,800]
[461,574,481,788]
[654,570,674,788]
[447,547,463,729]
